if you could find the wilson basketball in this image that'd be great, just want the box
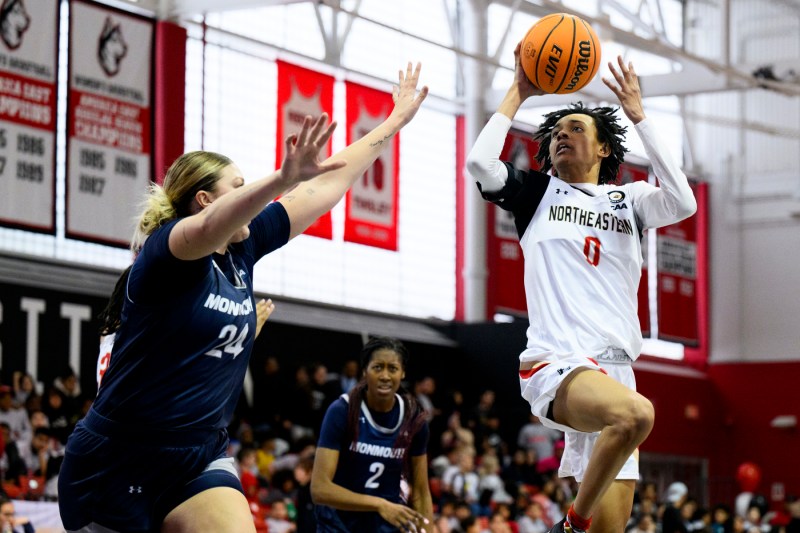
[520,13,601,94]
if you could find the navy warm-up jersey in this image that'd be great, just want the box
[315,395,429,532]
[92,203,290,431]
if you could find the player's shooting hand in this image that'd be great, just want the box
[603,55,646,124]
[378,500,430,533]
[513,41,546,100]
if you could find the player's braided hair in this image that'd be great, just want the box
[345,337,427,467]
[98,265,133,336]
[533,102,629,185]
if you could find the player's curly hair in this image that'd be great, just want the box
[533,102,628,185]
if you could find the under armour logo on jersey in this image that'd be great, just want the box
[555,188,569,195]
[129,486,142,494]
[556,366,572,375]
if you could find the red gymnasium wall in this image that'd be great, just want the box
[636,361,800,507]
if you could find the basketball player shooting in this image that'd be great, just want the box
[466,45,697,532]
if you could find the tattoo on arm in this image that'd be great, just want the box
[369,133,394,148]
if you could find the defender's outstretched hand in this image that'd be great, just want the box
[281,113,347,186]
[603,55,646,124]
[389,62,429,128]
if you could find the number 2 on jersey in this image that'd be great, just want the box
[365,462,385,489]
[584,236,602,266]
[205,324,249,359]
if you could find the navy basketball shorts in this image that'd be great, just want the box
[58,409,242,533]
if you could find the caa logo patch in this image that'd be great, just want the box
[607,191,626,204]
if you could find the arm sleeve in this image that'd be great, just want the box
[632,118,697,229]
[465,113,513,193]
[317,398,349,451]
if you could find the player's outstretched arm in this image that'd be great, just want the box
[604,56,696,225]
[278,62,428,240]
[170,114,343,260]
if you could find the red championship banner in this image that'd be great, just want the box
[618,163,651,336]
[486,130,538,316]
[0,0,59,233]
[66,0,153,246]
[657,181,706,347]
[344,81,398,250]
[276,60,334,239]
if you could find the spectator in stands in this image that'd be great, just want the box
[0,496,34,533]
[41,387,70,444]
[517,415,563,463]
[710,503,733,533]
[266,498,297,533]
[292,455,316,533]
[442,446,481,514]
[338,359,359,395]
[251,355,289,433]
[58,62,428,533]
[10,374,38,411]
[482,508,514,533]
[0,387,30,445]
[0,423,25,485]
[311,336,433,532]
[518,500,549,533]
[478,453,514,509]
[309,363,340,431]
[236,446,260,503]
[662,482,689,533]
[284,366,317,442]
[414,376,439,423]
[461,514,482,533]
[628,512,657,533]
[504,447,542,490]
[53,367,82,412]
[468,389,498,446]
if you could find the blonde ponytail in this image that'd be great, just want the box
[129,151,233,253]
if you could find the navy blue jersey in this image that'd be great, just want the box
[92,203,290,432]
[315,395,429,532]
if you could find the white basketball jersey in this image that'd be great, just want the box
[520,176,646,362]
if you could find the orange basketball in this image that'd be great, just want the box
[520,13,601,94]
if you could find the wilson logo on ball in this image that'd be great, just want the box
[520,13,601,95]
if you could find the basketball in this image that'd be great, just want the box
[520,13,601,94]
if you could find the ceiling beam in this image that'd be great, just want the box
[167,0,309,18]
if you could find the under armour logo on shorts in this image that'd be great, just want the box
[129,486,142,494]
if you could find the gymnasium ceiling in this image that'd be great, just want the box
[117,0,800,102]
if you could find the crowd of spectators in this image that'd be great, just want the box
[1,360,799,533]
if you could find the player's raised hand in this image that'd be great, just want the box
[513,41,546,100]
[281,113,347,185]
[389,62,429,128]
[602,55,646,124]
